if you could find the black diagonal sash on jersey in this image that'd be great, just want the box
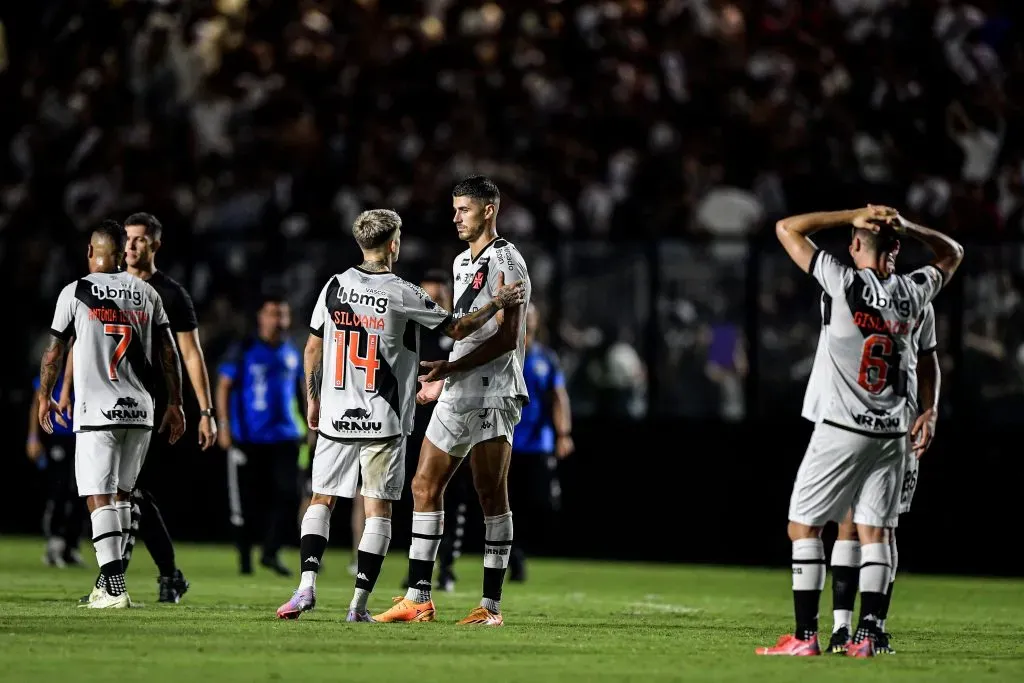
[74,280,156,393]
[453,261,490,317]
[844,278,906,397]
[325,277,401,421]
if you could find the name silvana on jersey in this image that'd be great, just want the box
[335,287,389,315]
[100,397,147,422]
[91,283,143,306]
[332,407,381,433]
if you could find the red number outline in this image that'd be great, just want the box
[857,334,892,394]
[333,330,381,392]
[103,324,133,382]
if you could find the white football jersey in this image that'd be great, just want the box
[309,267,451,440]
[804,301,937,421]
[441,237,532,411]
[799,250,944,435]
[49,271,169,430]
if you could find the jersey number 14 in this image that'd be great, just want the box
[333,330,381,391]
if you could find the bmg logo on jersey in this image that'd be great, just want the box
[332,407,381,433]
[861,285,911,317]
[336,287,389,314]
[101,396,147,422]
[92,283,143,306]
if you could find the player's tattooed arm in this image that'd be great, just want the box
[307,367,322,400]
[158,328,184,406]
[441,272,526,341]
[304,334,324,401]
[38,335,67,401]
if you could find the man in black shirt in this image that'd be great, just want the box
[68,212,217,604]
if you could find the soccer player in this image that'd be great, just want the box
[756,206,962,657]
[827,302,939,655]
[275,208,525,621]
[38,220,185,609]
[71,212,213,604]
[374,176,532,626]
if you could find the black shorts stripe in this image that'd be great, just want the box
[822,419,905,440]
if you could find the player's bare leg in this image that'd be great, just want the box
[374,438,460,623]
[81,491,131,609]
[756,522,824,655]
[457,437,512,626]
[828,510,860,653]
[345,496,392,622]
[845,524,891,658]
[277,493,335,619]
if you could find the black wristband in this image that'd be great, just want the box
[200,408,215,417]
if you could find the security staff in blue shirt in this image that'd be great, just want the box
[216,293,304,576]
[508,303,574,582]
[28,370,85,567]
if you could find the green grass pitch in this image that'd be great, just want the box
[1,537,1022,682]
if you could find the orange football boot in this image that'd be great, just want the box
[373,596,435,623]
[457,606,504,626]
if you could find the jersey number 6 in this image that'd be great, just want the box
[104,324,133,382]
[333,330,381,392]
[857,334,892,394]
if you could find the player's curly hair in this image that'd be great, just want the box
[352,209,401,250]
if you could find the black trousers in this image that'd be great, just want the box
[508,451,561,558]
[41,434,85,548]
[227,441,300,562]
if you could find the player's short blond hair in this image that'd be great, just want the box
[352,209,401,250]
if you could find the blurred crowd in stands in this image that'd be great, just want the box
[2,0,1023,422]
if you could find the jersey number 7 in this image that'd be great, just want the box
[104,324,133,382]
[334,330,381,392]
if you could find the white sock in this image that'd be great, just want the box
[406,511,444,603]
[481,512,513,613]
[859,542,892,595]
[350,517,392,613]
[115,501,132,559]
[91,505,124,596]
[831,539,860,632]
[298,504,331,590]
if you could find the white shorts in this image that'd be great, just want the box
[896,449,920,519]
[789,422,906,529]
[424,402,520,459]
[312,434,405,501]
[75,428,152,496]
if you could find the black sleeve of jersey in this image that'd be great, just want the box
[50,326,73,342]
[168,284,199,333]
[310,325,324,338]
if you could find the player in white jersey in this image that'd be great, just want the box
[375,176,531,627]
[756,206,962,657]
[826,302,939,655]
[275,209,525,622]
[37,220,185,609]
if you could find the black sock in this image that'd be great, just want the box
[878,581,895,622]
[355,550,386,591]
[101,560,126,597]
[408,559,434,591]
[794,590,821,640]
[854,592,885,643]
[137,491,177,576]
[94,572,106,590]
[832,565,858,613]
[300,533,329,574]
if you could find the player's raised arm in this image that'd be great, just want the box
[775,207,895,273]
[891,214,964,284]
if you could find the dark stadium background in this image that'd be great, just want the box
[1,0,1023,576]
